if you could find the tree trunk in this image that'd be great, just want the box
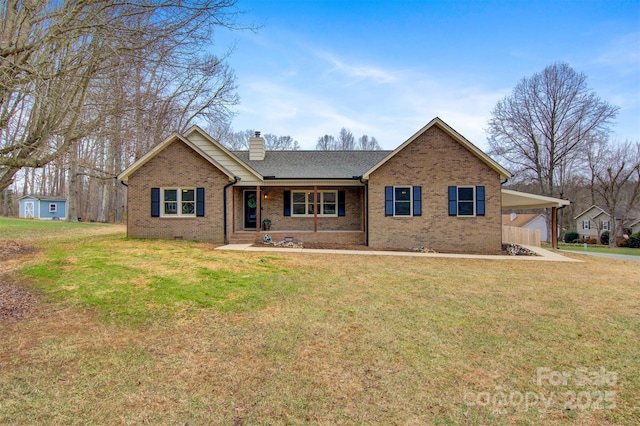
[67,144,79,222]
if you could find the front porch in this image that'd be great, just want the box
[229,185,366,245]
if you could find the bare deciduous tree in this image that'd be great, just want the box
[487,62,619,239]
[1,0,243,196]
[358,134,381,150]
[316,135,336,150]
[487,63,619,197]
[316,131,382,150]
[588,140,640,247]
[337,128,355,150]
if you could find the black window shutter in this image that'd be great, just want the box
[151,188,160,217]
[283,190,291,216]
[196,187,205,217]
[338,191,346,216]
[476,186,485,216]
[413,186,422,216]
[448,186,457,216]
[385,186,393,216]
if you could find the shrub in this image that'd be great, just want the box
[600,231,610,246]
[629,233,640,249]
[563,231,579,243]
[587,238,598,245]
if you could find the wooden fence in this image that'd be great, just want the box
[502,225,541,247]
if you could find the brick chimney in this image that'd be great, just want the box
[249,130,265,161]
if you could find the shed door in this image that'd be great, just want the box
[24,201,35,218]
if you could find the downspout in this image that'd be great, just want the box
[223,176,239,244]
[359,176,368,246]
[120,180,128,237]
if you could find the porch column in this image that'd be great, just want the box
[551,206,558,249]
[256,185,261,233]
[313,186,318,232]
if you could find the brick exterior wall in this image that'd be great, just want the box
[126,140,229,243]
[367,125,503,254]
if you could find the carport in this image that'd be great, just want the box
[501,189,571,249]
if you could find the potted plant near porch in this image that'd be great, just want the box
[262,218,272,231]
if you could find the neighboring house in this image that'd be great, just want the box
[574,205,638,240]
[118,117,566,254]
[628,219,640,235]
[502,212,548,242]
[19,195,67,220]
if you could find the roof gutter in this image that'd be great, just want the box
[223,176,239,244]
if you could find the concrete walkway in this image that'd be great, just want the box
[216,243,581,262]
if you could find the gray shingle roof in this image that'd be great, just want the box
[232,150,391,179]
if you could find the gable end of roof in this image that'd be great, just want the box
[117,133,237,181]
[363,117,511,180]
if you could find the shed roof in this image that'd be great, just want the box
[19,195,67,202]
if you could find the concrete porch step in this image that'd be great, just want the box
[228,233,258,244]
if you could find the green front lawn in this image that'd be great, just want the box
[1,218,638,424]
[0,217,120,242]
[557,243,640,256]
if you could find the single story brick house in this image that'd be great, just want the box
[118,117,568,254]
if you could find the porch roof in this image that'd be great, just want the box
[501,189,570,209]
[233,150,391,179]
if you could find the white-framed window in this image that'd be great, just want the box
[602,220,610,231]
[49,203,57,213]
[162,188,196,217]
[456,186,475,216]
[393,186,412,216]
[291,190,337,217]
[582,220,590,230]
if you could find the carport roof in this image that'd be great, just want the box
[501,189,570,209]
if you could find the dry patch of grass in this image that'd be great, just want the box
[0,222,638,424]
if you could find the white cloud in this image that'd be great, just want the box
[593,32,640,75]
[232,61,512,150]
[315,51,398,84]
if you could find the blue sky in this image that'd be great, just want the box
[215,0,640,150]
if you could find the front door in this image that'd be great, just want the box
[244,190,257,229]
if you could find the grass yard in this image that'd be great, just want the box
[0,218,638,425]
[557,243,640,256]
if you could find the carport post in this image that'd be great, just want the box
[552,206,558,249]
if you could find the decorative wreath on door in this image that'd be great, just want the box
[247,196,257,208]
